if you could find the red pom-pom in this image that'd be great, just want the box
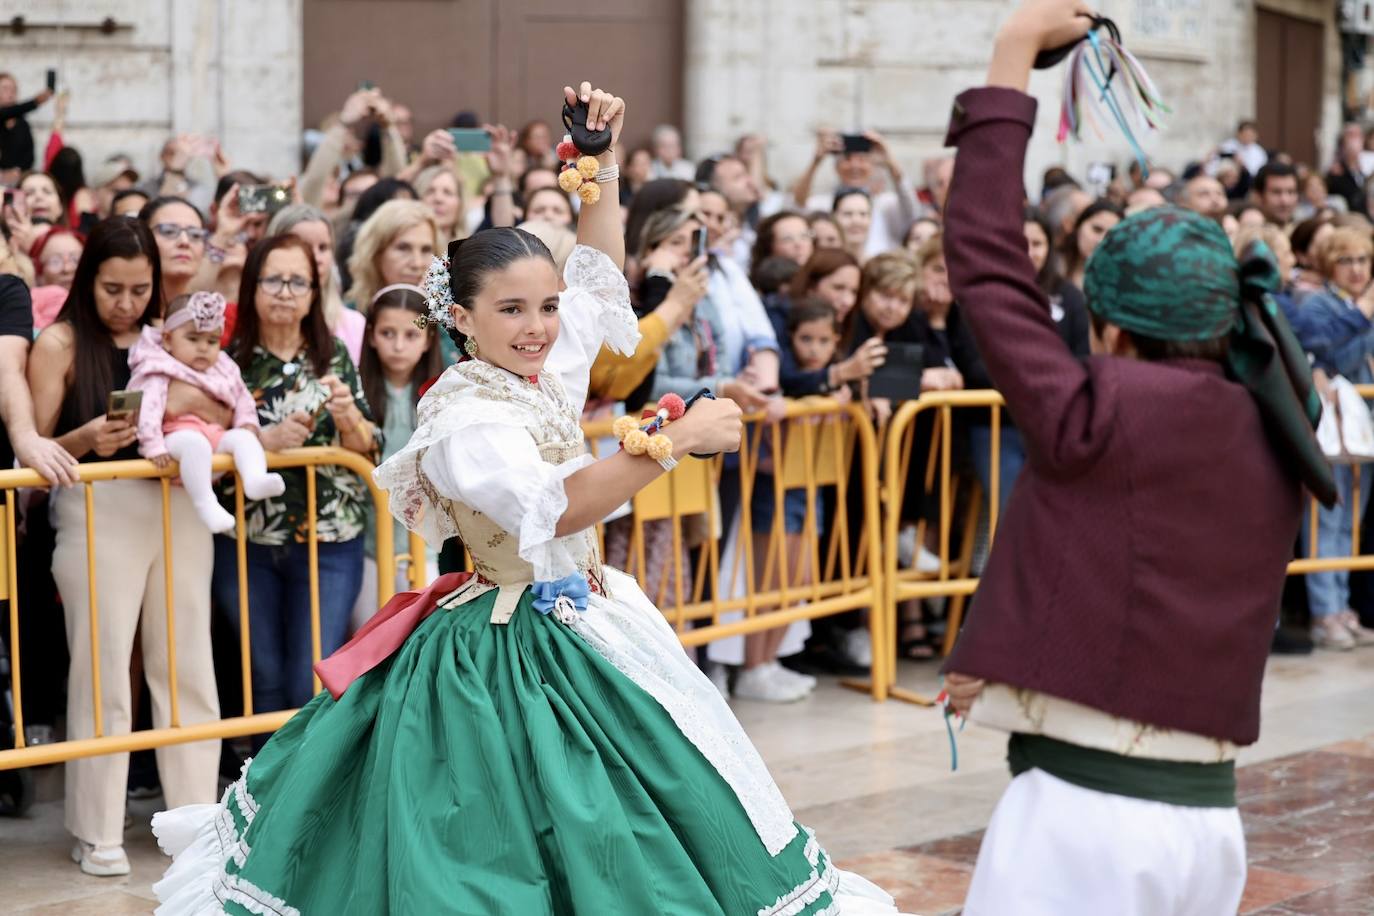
[658,393,686,421]
[556,139,580,162]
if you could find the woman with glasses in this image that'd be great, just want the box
[1289,226,1374,650]
[211,234,381,727]
[138,196,210,307]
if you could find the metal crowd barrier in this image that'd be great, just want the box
[875,384,1374,705]
[0,398,885,772]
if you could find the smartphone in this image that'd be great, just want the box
[238,182,292,217]
[691,227,708,261]
[107,389,143,423]
[840,134,873,155]
[46,69,57,92]
[2,187,23,210]
[446,128,492,153]
[866,342,925,402]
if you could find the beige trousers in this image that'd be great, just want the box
[52,479,220,847]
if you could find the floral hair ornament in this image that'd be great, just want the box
[416,255,455,330]
[163,290,227,333]
[1048,14,1170,178]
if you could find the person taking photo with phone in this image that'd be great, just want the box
[790,127,922,258]
[0,71,54,185]
[27,216,222,877]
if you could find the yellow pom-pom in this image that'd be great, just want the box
[576,156,600,180]
[623,429,649,455]
[646,434,674,462]
[612,415,640,441]
[577,182,601,206]
[558,168,583,193]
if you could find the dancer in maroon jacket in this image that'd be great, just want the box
[940,2,1336,914]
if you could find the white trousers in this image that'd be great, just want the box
[52,479,221,847]
[963,769,1246,916]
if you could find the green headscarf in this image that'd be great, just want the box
[1084,206,1337,506]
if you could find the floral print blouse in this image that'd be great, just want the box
[219,338,382,545]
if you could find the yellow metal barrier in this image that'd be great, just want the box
[0,399,885,771]
[0,447,401,770]
[877,384,1374,705]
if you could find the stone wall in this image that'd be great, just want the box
[3,0,302,184]
[684,0,1341,201]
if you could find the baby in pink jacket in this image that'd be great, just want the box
[128,292,284,533]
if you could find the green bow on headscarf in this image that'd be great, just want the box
[1084,206,1337,506]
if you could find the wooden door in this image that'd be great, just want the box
[1256,9,1324,167]
[303,0,681,151]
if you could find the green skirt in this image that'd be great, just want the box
[152,582,898,915]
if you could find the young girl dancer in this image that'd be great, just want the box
[151,82,907,916]
[128,291,284,533]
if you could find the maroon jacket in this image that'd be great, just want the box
[941,87,1303,746]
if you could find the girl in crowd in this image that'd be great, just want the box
[351,283,443,628]
[128,291,284,533]
[1060,199,1123,291]
[1289,215,1334,298]
[832,188,874,263]
[808,211,845,250]
[269,202,367,365]
[152,82,904,915]
[749,209,814,280]
[211,234,381,722]
[47,146,99,232]
[1023,209,1090,355]
[2,171,66,255]
[515,118,557,169]
[28,217,220,877]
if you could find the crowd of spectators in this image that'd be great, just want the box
[3,71,1374,870]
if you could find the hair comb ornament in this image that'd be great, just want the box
[416,255,455,330]
[1048,14,1170,177]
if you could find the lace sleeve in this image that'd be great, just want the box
[546,245,640,412]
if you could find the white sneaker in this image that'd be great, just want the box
[71,841,130,877]
[839,628,873,668]
[706,662,730,699]
[766,661,816,693]
[1313,616,1356,651]
[733,665,809,703]
[1337,610,1374,647]
[916,547,943,574]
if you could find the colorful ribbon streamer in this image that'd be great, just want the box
[1056,24,1171,176]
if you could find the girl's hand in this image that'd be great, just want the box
[89,415,137,458]
[149,453,173,470]
[564,82,626,150]
[944,671,986,716]
[993,0,1094,66]
[213,182,247,244]
[675,396,744,455]
[664,256,709,305]
[813,129,841,164]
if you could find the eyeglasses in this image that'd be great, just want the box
[259,275,313,297]
[1336,255,1372,269]
[42,252,81,269]
[153,223,210,244]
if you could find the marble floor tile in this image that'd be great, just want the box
[1238,867,1331,913]
[835,850,972,916]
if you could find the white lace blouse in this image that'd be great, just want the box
[374,245,639,581]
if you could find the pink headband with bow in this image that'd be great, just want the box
[163,291,227,333]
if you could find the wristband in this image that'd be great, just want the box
[595,164,620,184]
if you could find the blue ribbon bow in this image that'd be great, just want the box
[531,574,590,620]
